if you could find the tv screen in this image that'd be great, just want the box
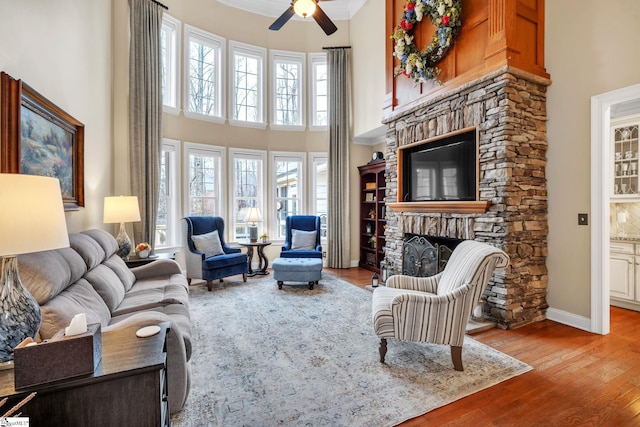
[402,131,476,201]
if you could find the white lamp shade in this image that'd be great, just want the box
[244,207,263,223]
[0,174,69,256]
[293,0,316,17]
[103,196,141,224]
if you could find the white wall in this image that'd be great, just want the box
[0,0,113,233]
[546,0,640,318]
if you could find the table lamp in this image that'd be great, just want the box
[0,174,69,367]
[103,196,141,258]
[244,207,262,243]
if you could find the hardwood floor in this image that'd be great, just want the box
[325,267,640,427]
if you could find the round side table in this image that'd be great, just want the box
[238,241,272,276]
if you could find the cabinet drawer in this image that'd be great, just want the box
[611,242,634,254]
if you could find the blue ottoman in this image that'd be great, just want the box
[272,257,323,290]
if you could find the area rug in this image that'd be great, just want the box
[172,273,531,427]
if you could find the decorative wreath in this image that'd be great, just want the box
[391,0,462,84]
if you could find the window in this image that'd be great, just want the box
[184,142,225,217]
[271,152,305,239]
[308,53,327,129]
[184,25,225,123]
[309,153,328,239]
[230,149,266,241]
[161,14,181,114]
[156,139,181,249]
[229,41,266,128]
[270,50,305,130]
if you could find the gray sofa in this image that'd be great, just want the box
[18,229,191,414]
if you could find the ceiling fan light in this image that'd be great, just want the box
[293,0,316,18]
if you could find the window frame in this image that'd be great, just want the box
[183,24,226,124]
[183,141,226,219]
[308,52,328,131]
[270,49,306,131]
[308,152,328,242]
[161,13,181,115]
[228,40,267,129]
[270,151,306,241]
[155,138,182,250]
[229,148,267,243]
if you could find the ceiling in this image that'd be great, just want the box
[216,0,367,21]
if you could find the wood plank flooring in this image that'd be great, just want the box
[325,267,640,427]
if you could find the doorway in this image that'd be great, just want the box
[591,83,640,335]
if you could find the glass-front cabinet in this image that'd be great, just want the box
[612,116,640,199]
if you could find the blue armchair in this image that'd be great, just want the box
[280,215,323,259]
[182,216,248,291]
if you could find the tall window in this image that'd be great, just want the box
[270,50,305,130]
[230,149,266,241]
[309,53,327,129]
[229,41,266,128]
[271,152,305,239]
[161,14,181,114]
[156,139,181,249]
[184,25,225,123]
[184,142,225,216]
[309,153,328,239]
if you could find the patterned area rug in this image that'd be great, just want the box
[172,273,531,426]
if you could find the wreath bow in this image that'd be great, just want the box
[392,0,462,84]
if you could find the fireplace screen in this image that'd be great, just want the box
[402,234,461,277]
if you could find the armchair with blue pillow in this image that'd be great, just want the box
[182,216,248,291]
[280,215,322,259]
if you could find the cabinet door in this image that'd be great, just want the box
[611,118,639,198]
[610,253,635,301]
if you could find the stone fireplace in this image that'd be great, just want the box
[382,67,550,329]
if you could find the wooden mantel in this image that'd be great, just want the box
[385,0,548,112]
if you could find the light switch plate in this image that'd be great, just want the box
[578,213,588,225]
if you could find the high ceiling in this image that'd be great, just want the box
[216,0,367,21]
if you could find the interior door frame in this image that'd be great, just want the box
[591,83,640,335]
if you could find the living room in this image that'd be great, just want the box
[1,0,640,424]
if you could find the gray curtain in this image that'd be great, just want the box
[129,0,163,248]
[327,48,352,268]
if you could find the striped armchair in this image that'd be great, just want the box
[372,240,509,371]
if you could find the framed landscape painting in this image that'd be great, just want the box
[1,71,84,210]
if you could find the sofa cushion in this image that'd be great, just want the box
[81,229,119,258]
[112,274,188,317]
[104,254,136,291]
[191,229,225,258]
[69,233,107,270]
[18,247,87,305]
[39,279,111,339]
[84,264,126,312]
[291,229,317,250]
[202,252,247,270]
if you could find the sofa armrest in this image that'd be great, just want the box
[131,259,183,280]
[386,273,442,293]
[224,246,241,254]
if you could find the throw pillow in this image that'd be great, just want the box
[191,229,225,258]
[291,229,317,251]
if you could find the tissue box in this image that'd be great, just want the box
[13,323,102,390]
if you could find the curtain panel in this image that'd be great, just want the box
[129,0,163,248]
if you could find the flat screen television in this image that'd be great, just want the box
[400,129,477,202]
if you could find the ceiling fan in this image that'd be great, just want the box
[269,0,338,36]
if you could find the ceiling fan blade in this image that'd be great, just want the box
[269,6,295,31]
[313,4,338,35]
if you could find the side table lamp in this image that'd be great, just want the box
[244,207,262,243]
[0,174,70,369]
[103,195,141,259]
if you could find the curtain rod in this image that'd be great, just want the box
[151,0,168,10]
[322,46,352,50]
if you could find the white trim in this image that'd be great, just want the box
[270,151,307,239]
[229,148,267,242]
[591,83,640,335]
[308,52,328,130]
[270,49,306,129]
[161,13,181,114]
[309,152,328,243]
[545,308,592,332]
[182,141,226,220]
[183,24,226,123]
[228,40,267,126]
[157,138,182,249]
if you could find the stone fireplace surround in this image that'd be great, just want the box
[382,66,550,329]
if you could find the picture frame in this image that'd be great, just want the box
[1,71,84,210]
[365,192,374,202]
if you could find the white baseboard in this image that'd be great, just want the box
[546,307,592,332]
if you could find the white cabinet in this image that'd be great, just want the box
[612,117,640,199]
[610,240,640,311]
